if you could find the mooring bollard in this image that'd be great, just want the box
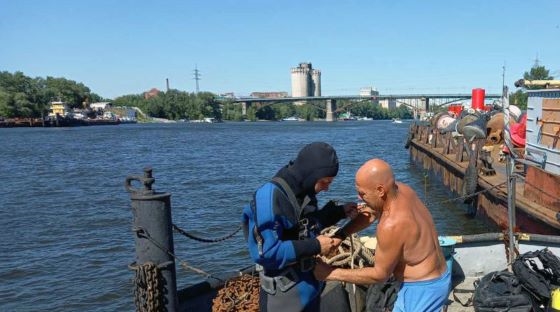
[126,167,178,312]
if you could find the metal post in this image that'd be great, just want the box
[126,167,178,311]
[502,85,517,267]
[506,155,517,266]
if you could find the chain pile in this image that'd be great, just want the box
[320,226,375,268]
[131,261,162,312]
[212,274,260,312]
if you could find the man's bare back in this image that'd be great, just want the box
[379,182,446,282]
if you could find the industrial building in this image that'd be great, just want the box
[250,92,288,98]
[290,62,321,97]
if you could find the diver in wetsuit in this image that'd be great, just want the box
[242,142,357,312]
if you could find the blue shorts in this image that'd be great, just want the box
[393,266,451,312]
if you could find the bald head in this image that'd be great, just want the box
[356,159,395,194]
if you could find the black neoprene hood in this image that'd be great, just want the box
[290,142,339,194]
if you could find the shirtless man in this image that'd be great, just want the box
[314,159,450,312]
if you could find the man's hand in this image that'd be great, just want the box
[316,234,337,255]
[342,202,358,219]
[313,258,335,281]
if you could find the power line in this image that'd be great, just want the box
[193,65,201,94]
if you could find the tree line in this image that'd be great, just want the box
[0,71,413,121]
[1,65,555,121]
[0,71,104,118]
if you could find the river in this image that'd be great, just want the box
[0,120,497,311]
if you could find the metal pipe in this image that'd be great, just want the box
[502,86,518,266]
[506,155,517,266]
[126,167,178,311]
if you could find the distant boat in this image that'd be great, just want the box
[357,116,373,121]
[282,116,303,121]
[189,117,219,123]
[339,111,357,121]
[392,118,403,124]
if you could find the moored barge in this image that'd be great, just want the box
[406,88,560,234]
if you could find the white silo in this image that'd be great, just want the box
[311,69,321,97]
[291,67,310,97]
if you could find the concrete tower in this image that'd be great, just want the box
[291,62,320,98]
[291,67,309,97]
[311,69,321,97]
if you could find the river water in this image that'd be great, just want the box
[0,121,497,311]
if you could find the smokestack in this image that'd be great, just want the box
[166,78,170,92]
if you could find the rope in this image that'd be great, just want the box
[320,226,375,268]
[133,227,224,282]
[172,223,242,243]
[431,180,508,206]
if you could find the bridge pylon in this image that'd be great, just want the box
[326,99,336,122]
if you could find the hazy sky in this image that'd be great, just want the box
[1,0,559,99]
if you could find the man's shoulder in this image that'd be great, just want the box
[379,207,417,238]
[396,182,417,196]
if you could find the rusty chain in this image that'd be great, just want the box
[131,261,162,312]
[173,223,242,243]
[212,274,260,312]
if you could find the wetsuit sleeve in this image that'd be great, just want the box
[292,238,320,259]
[254,183,312,270]
[307,200,346,227]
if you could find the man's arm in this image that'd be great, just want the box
[332,205,376,243]
[315,220,405,285]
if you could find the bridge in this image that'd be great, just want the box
[221,93,502,121]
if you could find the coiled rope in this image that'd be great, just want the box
[320,226,375,268]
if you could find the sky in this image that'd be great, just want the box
[1,0,559,99]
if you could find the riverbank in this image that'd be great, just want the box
[0,116,125,127]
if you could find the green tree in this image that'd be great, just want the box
[524,65,553,83]
[510,89,527,109]
[256,105,275,120]
[295,104,318,121]
[510,63,554,110]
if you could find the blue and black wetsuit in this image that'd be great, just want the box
[242,142,346,312]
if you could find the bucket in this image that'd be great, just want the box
[448,104,464,117]
[439,236,456,270]
[471,88,485,111]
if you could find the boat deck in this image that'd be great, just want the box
[445,277,478,312]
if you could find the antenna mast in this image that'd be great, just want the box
[193,65,201,94]
[533,53,540,68]
[502,64,506,96]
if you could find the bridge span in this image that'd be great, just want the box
[221,93,501,121]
